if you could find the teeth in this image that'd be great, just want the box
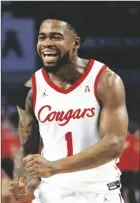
[42,52,58,57]
[44,52,57,54]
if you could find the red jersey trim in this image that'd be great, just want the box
[42,59,94,94]
[94,65,108,104]
[31,73,37,111]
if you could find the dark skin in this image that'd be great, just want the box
[9,90,40,202]
[9,19,128,202]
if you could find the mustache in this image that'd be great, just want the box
[44,51,70,73]
[40,45,59,53]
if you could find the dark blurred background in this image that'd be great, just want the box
[1,1,140,203]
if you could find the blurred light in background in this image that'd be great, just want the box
[2,12,36,72]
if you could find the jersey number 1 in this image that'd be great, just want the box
[65,132,73,156]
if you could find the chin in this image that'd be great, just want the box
[44,63,57,67]
[43,58,60,67]
[43,63,60,73]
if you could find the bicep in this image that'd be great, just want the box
[98,71,128,140]
[99,104,128,140]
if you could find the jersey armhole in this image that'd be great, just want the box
[31,73,37,112]
[94,65,108,105]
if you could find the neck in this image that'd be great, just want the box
[56,53,80,72]
[47,56,87,84]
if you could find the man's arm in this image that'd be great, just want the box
[23,69,128,178]
[50,69,128,174]
[13,88,40,180]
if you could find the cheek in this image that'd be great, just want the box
[36,42,40,54]
[58,42,72,55]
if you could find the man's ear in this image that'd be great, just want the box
[74,37,81,49]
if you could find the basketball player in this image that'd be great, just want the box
[9,6,128,203]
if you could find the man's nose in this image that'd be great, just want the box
[42,37,53,46]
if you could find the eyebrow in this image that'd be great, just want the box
[38,32,64,37]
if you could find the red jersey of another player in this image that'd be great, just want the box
[117,133,140,171]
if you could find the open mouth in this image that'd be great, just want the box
[42,52,59,57]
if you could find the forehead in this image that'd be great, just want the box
[39,19,69,34]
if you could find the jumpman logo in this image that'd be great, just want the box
[104,197,109,202]
[42,90,48,97]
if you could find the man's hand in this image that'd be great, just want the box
[9,178,27,202]
[23,154,55,178]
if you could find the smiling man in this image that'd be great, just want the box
[9,5,128,203]
[38,20,71,66]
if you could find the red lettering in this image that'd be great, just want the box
[55,111,65,121]
[73,109,82,119]
[47,112,56,121]
[38,105,51,123]
[59,109,73,126]
[86,108,95,117]
[80,108,89,118]
[38,105,96,125]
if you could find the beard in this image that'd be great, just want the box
[43,51,70,73]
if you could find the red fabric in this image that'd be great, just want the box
[117,133,140,171]
[2,128,20,159]
[2,128,18,139]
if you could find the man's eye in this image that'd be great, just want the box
[38,36,45,40]
[52,36,62,40]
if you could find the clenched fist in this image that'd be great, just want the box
[9,177,27,202]
[23,154,56,178]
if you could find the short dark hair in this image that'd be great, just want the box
[41,5,86,44]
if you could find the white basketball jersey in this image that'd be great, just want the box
[32,59,121,191]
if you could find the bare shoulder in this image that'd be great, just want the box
[98,68,123,90]
[17,79,33,118]
[97,68,126,106]
[24,78,33,101]
[16,77,33,111]
[24,78,32,88]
